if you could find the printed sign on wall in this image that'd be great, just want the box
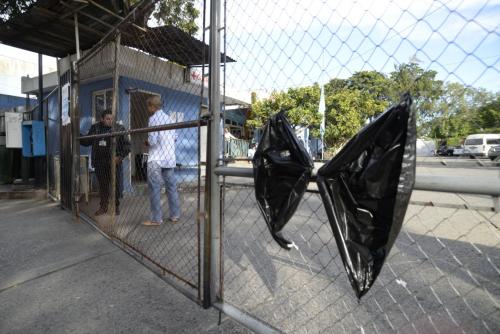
[61,83,70,126]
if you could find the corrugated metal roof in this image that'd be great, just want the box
[0,0,119,57]
[0,0,234,66]
[122,25,235,66]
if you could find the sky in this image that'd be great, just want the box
[221,0,500,102]
[0,0,498,102]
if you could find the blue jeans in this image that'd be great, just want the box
[147,161,181,222]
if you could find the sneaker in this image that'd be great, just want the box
[168,217,180,223]
[95,207,107,216]
[115,207,120,215]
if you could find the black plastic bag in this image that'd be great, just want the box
[316,93,416,299]
[253,111,314,250]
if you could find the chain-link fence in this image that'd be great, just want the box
[47,0,500,331]
[219,177,499,333]
[73,0,211,299]
[215,0,500,332]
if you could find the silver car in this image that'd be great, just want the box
[488,145,500,161]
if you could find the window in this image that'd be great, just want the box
[92,89,113,122]
[486,139,500,145]
[465,139,483,145]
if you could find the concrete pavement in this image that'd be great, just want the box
[0,198,251,334]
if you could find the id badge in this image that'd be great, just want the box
[99,140,107,147]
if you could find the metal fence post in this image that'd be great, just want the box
[110,32,121,227]
[203,0,222,309]
[71,62,80,215]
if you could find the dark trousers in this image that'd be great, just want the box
[95,163,122,210]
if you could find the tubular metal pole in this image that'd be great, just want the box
[74,13,81,59]
[213,166,500,198]
[110,33,121,228]
[35,53,44,188]
[71,63,80,215]
[71,9,82,215]
[38,54,43,121]
[203,0,222,309]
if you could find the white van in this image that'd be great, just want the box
[463,134,500,158]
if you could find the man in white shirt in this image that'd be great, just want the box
[142,96,181,226]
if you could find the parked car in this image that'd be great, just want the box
[436,145,454,156]
[488,145,500,161]
[463,133,500,158]
[453,145,464,156]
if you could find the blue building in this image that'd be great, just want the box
[25,44,249,196]
[0,94,36,110]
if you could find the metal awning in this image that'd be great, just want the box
[122,25,235,66]
[0,0,121,57]
[0,0,235,66]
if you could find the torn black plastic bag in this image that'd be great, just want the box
[316,93,416,299]
[253,111,314,250]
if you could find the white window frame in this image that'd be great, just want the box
[92,88,114,123]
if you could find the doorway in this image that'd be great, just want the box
[129,91,160,181]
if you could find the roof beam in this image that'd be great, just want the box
[2,37,67,56]
[32,6,106,38]
[88,0,147,32]
[22,34,74,51]
[60,1,116,30]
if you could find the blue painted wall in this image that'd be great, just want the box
[78,76,202,193]
[79,78,113,131]
[0,94,36,109]
[119,76,202,170]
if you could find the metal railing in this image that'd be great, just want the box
[214,166,500,333]
[225,138,250,158]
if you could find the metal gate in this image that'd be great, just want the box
[70,1,211,301]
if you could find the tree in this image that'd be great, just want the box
[0,0,35,22]
[323,89,364,149]
[323,88,388,149]
[250,72,391,152]
[389,63,443,133]
[324,78,348,96]
[129,0,199,35]
[248,85,322,130]
[474,95,500,132]
[427,82,476,140]
[425,83,499,142]
[348,71,392,103]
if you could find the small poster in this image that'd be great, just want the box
[5,112,23,148]
[61,83,70,126]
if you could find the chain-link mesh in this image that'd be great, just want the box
[45,88,60,200]
[225,0,499,96]
[219,0,500,332]
[220,181,499,333]
[75,0,209,297]
[50,0,500,329]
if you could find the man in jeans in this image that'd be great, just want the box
[142,96,181,226]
